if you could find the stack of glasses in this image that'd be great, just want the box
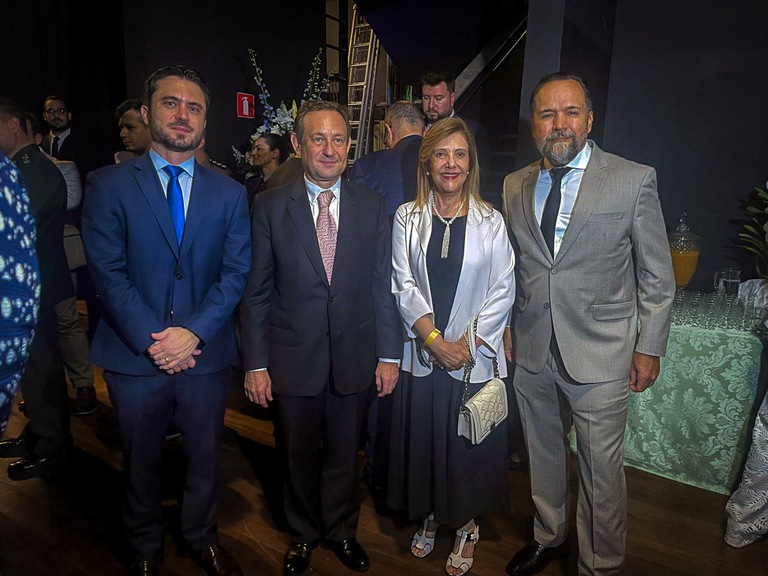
[671,290,768,334]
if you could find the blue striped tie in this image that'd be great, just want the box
[163,165,185,245]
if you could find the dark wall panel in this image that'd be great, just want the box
[605,1,768,289]
[123,0,326,168]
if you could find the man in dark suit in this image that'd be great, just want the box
[81,66,250,576]
[349,100,424,217]
[239,100,401,576]
[41,95,105,340]
[0,99,72,481]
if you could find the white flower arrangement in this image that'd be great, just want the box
[231,47,330,176]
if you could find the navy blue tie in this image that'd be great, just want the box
[540,167,571,256]
[163,165,185,245]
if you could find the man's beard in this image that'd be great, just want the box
[150,120,202,152]
[537,129,587,167]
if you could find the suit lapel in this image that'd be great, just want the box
[520,164,551,259]
[556,145,607,261]
[179,164,208,260]
[135,155,180,257]
[332,181,358,292]
[286,181,329,286]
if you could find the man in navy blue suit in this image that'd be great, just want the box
[348,100,422,504]
[239,100,401,576]
[82,66,250,576]
[349,100,424,217]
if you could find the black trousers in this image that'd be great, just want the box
[274,381,368,544]
[19,305,69,457]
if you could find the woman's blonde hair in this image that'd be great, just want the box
[414,117,490,211]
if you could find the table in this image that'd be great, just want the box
[624,323,763,494]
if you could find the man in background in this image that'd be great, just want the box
[42,94,102,340]
[349,100,424,217]
[420,70,491,176]
[0,150,39,437]
[0,99,72,481]
[25,112,97,416]
[115,98,152,162]
[348,100,423,504]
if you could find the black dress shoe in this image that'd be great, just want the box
[0,434,34,459]
[196,544,242,576]
[126,559,160,576]
[283,541,317,576]
[74,385,98,415]
[7,451,64,481]
[326,538,370,572]
[506,540,568,575]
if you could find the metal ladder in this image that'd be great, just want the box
[347,4,379,165]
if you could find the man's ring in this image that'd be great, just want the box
[164,357,170,363]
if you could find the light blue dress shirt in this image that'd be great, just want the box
[534,140,593,257]
[149,149,196,216]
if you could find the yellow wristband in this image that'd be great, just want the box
[424,328,441,347]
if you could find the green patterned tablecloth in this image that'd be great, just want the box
[624,324,762,494]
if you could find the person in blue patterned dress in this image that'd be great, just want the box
[0,150,40,436]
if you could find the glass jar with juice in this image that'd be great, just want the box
[668,213,700,291]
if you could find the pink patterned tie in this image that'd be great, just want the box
[316,189,337,283]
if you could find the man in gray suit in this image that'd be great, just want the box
[502,73,675,576]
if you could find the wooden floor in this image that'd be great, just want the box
[0,367,766,576]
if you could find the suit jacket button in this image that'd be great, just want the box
[544,302,550,309]
[551,267,558,274]
[175,273,183,279]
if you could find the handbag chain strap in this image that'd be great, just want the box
[460,319,501,407]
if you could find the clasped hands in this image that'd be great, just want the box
[428,335,472,372]
[148,327,201,374]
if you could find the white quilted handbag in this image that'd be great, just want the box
[457,319,508,445]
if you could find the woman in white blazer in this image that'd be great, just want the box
[388,117,516,576]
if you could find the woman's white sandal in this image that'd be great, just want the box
[411,513,437,558]
[445,524,479,575]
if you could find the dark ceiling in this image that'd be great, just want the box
[355,0,528,87]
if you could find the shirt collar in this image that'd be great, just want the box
[304,175,341,202]
[149,148,196,177]
[51,127,71,140]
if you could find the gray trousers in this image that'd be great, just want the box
[514,348,629,576]
[54,296,93,390]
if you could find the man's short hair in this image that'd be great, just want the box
[23,112,42,137]
[420,70,456,93]
[385,101,425,134]
[115,98,144,121]
[142,65,210,111]
[293,100,349,141]
[529,72,593,114]
[43,94,69,109]
[0,98,24,125]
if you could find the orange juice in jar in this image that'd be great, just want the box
[668,212,700,291]
[670,250,700,289]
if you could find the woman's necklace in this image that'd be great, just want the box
[430,192,466,259]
